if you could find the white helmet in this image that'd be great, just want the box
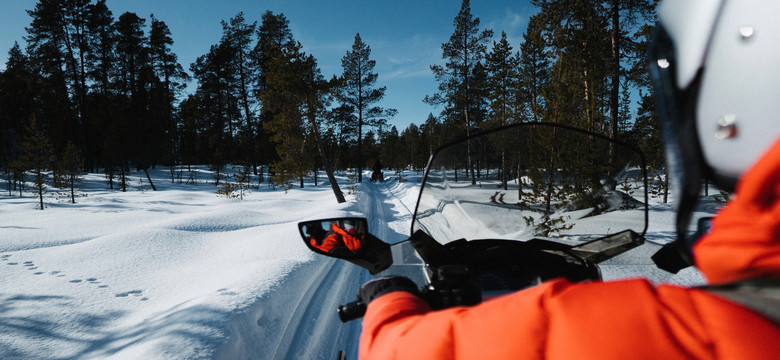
[653,0,780,188]
[650,1,780,225]
[649,0,780,265]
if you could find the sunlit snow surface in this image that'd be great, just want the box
[0,167,710,359]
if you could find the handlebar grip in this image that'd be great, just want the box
[337,300,367,322]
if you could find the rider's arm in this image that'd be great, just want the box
[341,232,361,251]
[359,280,561,359]
[694,138,780,284]
[358,278,780,360]
[311,233,339,252]
[331,224,362,251]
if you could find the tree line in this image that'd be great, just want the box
[0,0,666,207]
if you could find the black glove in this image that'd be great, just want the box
[358,276,420,304]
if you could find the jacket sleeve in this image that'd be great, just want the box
[694,137,780,284]
[357,278,751,360]
[359,280,565,359]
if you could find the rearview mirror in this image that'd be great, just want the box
[298,217,393,275]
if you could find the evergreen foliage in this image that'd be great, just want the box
[426,0,494,185]
[20,115,55,210]
[0,0,661,205]
[336,33,396,182]
[59,141,84,203]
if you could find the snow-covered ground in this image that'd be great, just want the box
[0,166,713,359]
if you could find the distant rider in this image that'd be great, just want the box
[371,159,383,182]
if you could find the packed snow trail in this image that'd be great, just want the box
[215,172,420,360]
[1,167,706,359]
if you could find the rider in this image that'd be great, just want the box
[355,1,780,358]
[309,220,363,255]
[371,158,383,182]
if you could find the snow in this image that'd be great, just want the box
[0,166,713,359]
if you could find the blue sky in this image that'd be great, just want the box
[0,0,537,130]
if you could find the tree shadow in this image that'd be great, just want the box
[0,293,233,359]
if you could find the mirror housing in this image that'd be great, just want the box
[298,217,393,275]
[300,217,368,258]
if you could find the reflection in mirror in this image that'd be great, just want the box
[300,218,368,258]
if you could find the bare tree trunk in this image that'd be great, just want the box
[466,106,476,185]
[663,168,669,204]
[610,0,620,141]
[144,169,157,191]
[501,150,507,190]
[36,169,44,210]
[308,111,345,203]
[70,176,75,204]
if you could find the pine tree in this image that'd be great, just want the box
[420,113,442,157]
[485,31,520,128]
[85,0,115,94]
[59,141,83,204]
[425,0,493,185]
[254,11,296,173]
[61,0,91,128]
[260,38,345,202]
[191,43,235,178]
[220,13,257,170]
[260,41,310,189]
[84,0,116,172]
[115,12,149,191]
[532,0,611,132]
[1,43,36,130]
[20,115,55,210]
[518,14,549,123]
[336,33,395,182]
[25,0,77,153]
[149,15,189,166]
[606,0,654,141]
[327,103,358,169]
[0,43,35,177]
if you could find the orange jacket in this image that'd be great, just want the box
[309,223,362,253]
[331,223,362,251]
[359,139,780,360]
[361,280,780,359]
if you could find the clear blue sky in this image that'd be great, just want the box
[0,0,537,130]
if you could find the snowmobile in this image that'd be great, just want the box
[370,170,384,182]
[299,122,655,323]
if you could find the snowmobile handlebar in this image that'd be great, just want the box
[338,300,367,322]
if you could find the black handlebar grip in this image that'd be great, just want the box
[337,300,367,322]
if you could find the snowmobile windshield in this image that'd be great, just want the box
[411,123,648,246]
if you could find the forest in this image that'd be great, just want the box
[0,0,666,205]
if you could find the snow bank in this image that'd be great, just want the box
[0,167,713,359]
